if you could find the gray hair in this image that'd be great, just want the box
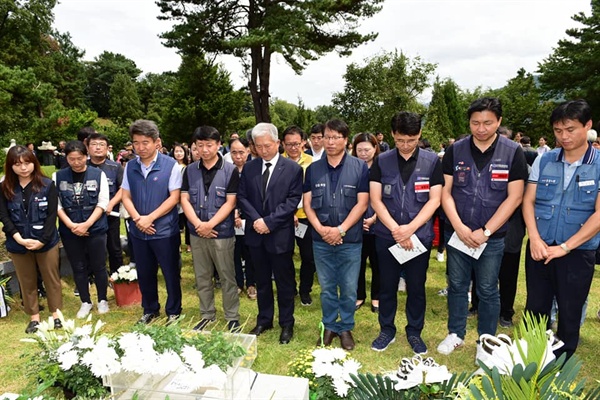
[129,119,160,140]
[252,123,278,142]
[587,129,597,142]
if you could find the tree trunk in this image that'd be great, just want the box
[249,44,271,123]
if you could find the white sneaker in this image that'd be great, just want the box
[398,277,406,292]
[97,300,110,314]
[437,333,464,355]
[77,302,93,319]
[436,252,445,262]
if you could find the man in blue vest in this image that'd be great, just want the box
[121,120,183,325]
[438,97,528,356]
[180,126,241,332]
[87,132,124,274]
[523,99,600,359]
[370,111,443,353]
[304,119,369,350]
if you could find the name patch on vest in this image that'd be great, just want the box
[383,184,392,196]
[579,180,596,187]
[85,180,97,191]
[490,169,509,182]
[414,180,430,193]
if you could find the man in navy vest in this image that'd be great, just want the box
[87,132,124,274]
[238,123,303,344]
[121,120,183,325]
[181,126,241,332]
[438,97,528,357]
[523,100,600,359]
[304,119,369,350]
[370,111,443,353]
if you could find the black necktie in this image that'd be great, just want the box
[262,162,272,198]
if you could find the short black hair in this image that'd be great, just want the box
[283,125,306,141]
[550,99,591,127]
[77,126,96,142]
[467,97,502,120]
[87,132,110,145]
[230,137,249,148]
[325,119,350,138]
[192,125,221,143]
[309,123,324,135]
[65,140,88,156]
[390,111,422,136]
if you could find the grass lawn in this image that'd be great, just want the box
[1,238,600,395]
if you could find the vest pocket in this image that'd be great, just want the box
[188,188,198,204]
[536,177,559,201]
[575,184,597,203]
[343,187,357,209]
[534,204,554,239]
[311,188,324,210]
[215,188,227,207]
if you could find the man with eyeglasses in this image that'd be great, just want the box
[282,126,316,306]
[303,119,369,350]
[369,112,443,354]
[87,132,124,274]
[438,97,527,358]
[306,123,325,161]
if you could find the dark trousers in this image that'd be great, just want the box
[249,244,295,327]
[62,234,108,304]
[499,251,521,320]
[234,235,255,288]
[525,242,595,359]
[296,219,315,295]
[125,218,136,263]
[106,216,123,273]
[130,234,182,316]
[357,234,379,302]
[376,237,430,337]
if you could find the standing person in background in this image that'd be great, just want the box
[523,100,600,359]
[107,145,114,161]
[181,126,240,332]
[282,126,316,306]
[438,97,527,357]
[352,133,380,313]
[303,119,369,350]
[228,138,257,299]
[0,146,62,333]
[376,132,390,153]
[121,120,183,325]
[306,124,325,161]
[237,123,303,344]
[54,140,110,319]
[171,143,190,252]
[54,141,68,170]
[370,112,443,353]
[537,136,551,155]
[87,132,124,274]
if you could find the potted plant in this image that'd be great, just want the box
[110,265,141,306]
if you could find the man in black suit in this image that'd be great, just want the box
[238,122,303,344]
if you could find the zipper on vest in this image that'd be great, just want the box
[400,184,405,222]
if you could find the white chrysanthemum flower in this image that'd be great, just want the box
[57,342,74,354]
[81,337,120,377]
[332,377,351,397]
[73,324,92,337]
[154,350,183,375]
[342,359,361,380]
[110,272,119,281]
[58,350,79,370]
[181,345,205,374]
[76,336,95,349]
[328,363,345,381]
[312,361,329,378]
[329,347,347,361]
[312,348,336,363]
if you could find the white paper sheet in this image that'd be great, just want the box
[235,219,246,236]
[388,234,427,264]
[295,222,308,238]
[447,231,487,260]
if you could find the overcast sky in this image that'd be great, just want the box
[53,0,590,108]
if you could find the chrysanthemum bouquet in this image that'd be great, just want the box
[288,347,361,399]
[109,264,137,283]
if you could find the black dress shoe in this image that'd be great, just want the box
[355,301,365,311]
[249,324,273,336]
[279,325,293,344]
[25,320,40,334]
[54,318,63,330]
[339,330,355,350]
[371,304,379,313]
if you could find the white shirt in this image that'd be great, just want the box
[262,152,279,189]
[53,169,110,212]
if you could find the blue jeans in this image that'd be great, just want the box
[313,241,362,333]
[446,234,504,338]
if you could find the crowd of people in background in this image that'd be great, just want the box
[3,97,600,364]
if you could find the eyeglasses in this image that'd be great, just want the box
[88,142,107,148]
[284,142,302,148]
[324,135,345,142]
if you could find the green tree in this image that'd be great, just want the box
[538,0,600,121]
[270,98,298,133]
[423,78,453,149]
[85,51,141,118]
[492,68,555,141]
[157,0,384,123]
[333,50,436,136]
[109,73,143,124]
[138,72,177,123]
[313,105,341,124]
[160,54,245,144]
[441,79,466,137]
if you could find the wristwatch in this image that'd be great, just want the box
[560,243,571,254]
[337,225,346,237]
[482,226,492,237]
